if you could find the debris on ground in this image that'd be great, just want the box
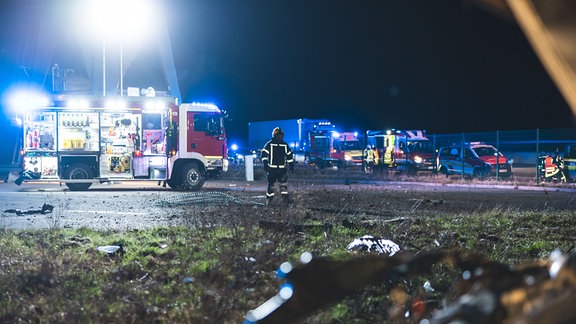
[155,191,265,206]
[96,244,124,255]
[4,203,54,215]
[246,249,576,324]
[346,235,400,256]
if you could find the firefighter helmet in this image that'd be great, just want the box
[272,127,284,138]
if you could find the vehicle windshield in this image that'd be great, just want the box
[473,146,498,157]
[407,140,434,152]
[340,140,362,151]
[194,113,224,136]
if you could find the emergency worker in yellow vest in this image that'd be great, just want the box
[261,127,294,204]
[364,145,375,173]
[372,145,380,172]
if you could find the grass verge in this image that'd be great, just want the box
[1,206,575,323]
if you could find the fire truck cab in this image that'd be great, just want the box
[367,129,436,173]
[18,95,228,191]
[307,123,363,169]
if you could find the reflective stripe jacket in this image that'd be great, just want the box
[261,140,294,168]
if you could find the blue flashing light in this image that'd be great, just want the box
[4,86,51,112]
[276,261,292,278]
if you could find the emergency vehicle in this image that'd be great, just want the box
[308,123,363,169]
[437,142,512,178]
[538,145,575,183]
[17,95,228,191]
[366,129,436,173]
[564,145,576,181]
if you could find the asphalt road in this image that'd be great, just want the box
[1,173,575,231]
[0,179,273,230]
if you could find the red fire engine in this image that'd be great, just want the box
[17,95,228,191]
[307,123,363,168]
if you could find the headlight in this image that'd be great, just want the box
[414,156,422,164]
[345,155,352,161]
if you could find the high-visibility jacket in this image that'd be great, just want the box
[364,148,375,163]
[261,139,294,168]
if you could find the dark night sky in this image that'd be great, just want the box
[167,0,574,145]
[1,0,575,151]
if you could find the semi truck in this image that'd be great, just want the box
[248,119,363,168]
[248,118,331,163]
[16,94,228,191]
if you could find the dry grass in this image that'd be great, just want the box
[2,164,576,323]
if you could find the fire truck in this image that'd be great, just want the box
[366,129,436,173]
[308,123,364,169]
[17,95,228,191]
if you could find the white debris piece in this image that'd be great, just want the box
[423,280,435,292]
[346,235,400,256]
[97,245,123,255]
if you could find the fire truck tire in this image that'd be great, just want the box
[64,163,93,191]
[166,179,179,190]
[181,163,205,191]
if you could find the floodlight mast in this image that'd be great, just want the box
[14,0,181,102]
[74,0,181,100]
[102,37,106,96]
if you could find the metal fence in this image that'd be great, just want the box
[429,128,576,166]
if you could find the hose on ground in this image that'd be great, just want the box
[155,191,265,207]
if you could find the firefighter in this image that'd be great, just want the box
[544,148,567,182]
[261,127,294,204]
[364,145,375,173]
[372,145,380,172]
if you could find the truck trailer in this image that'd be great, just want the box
[249,118,365,168]
[248,118,331,162]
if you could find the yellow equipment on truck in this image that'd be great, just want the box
[17,95,228,191]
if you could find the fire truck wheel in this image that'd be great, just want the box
[181,163,205,191]
[166,179,179,190]
[65,163,93,191]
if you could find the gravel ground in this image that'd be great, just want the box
[1,164,576,231]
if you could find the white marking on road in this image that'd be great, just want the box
[67,210,148,215]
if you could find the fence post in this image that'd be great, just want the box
[245,155,254,182]
[496,130,500,182]
[535,128,540,183]
[461,133,465,178]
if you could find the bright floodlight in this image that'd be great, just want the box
[75,0,161,42]
[144,100,166,111]
[106,99,127,110]
[66,98,90,109]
